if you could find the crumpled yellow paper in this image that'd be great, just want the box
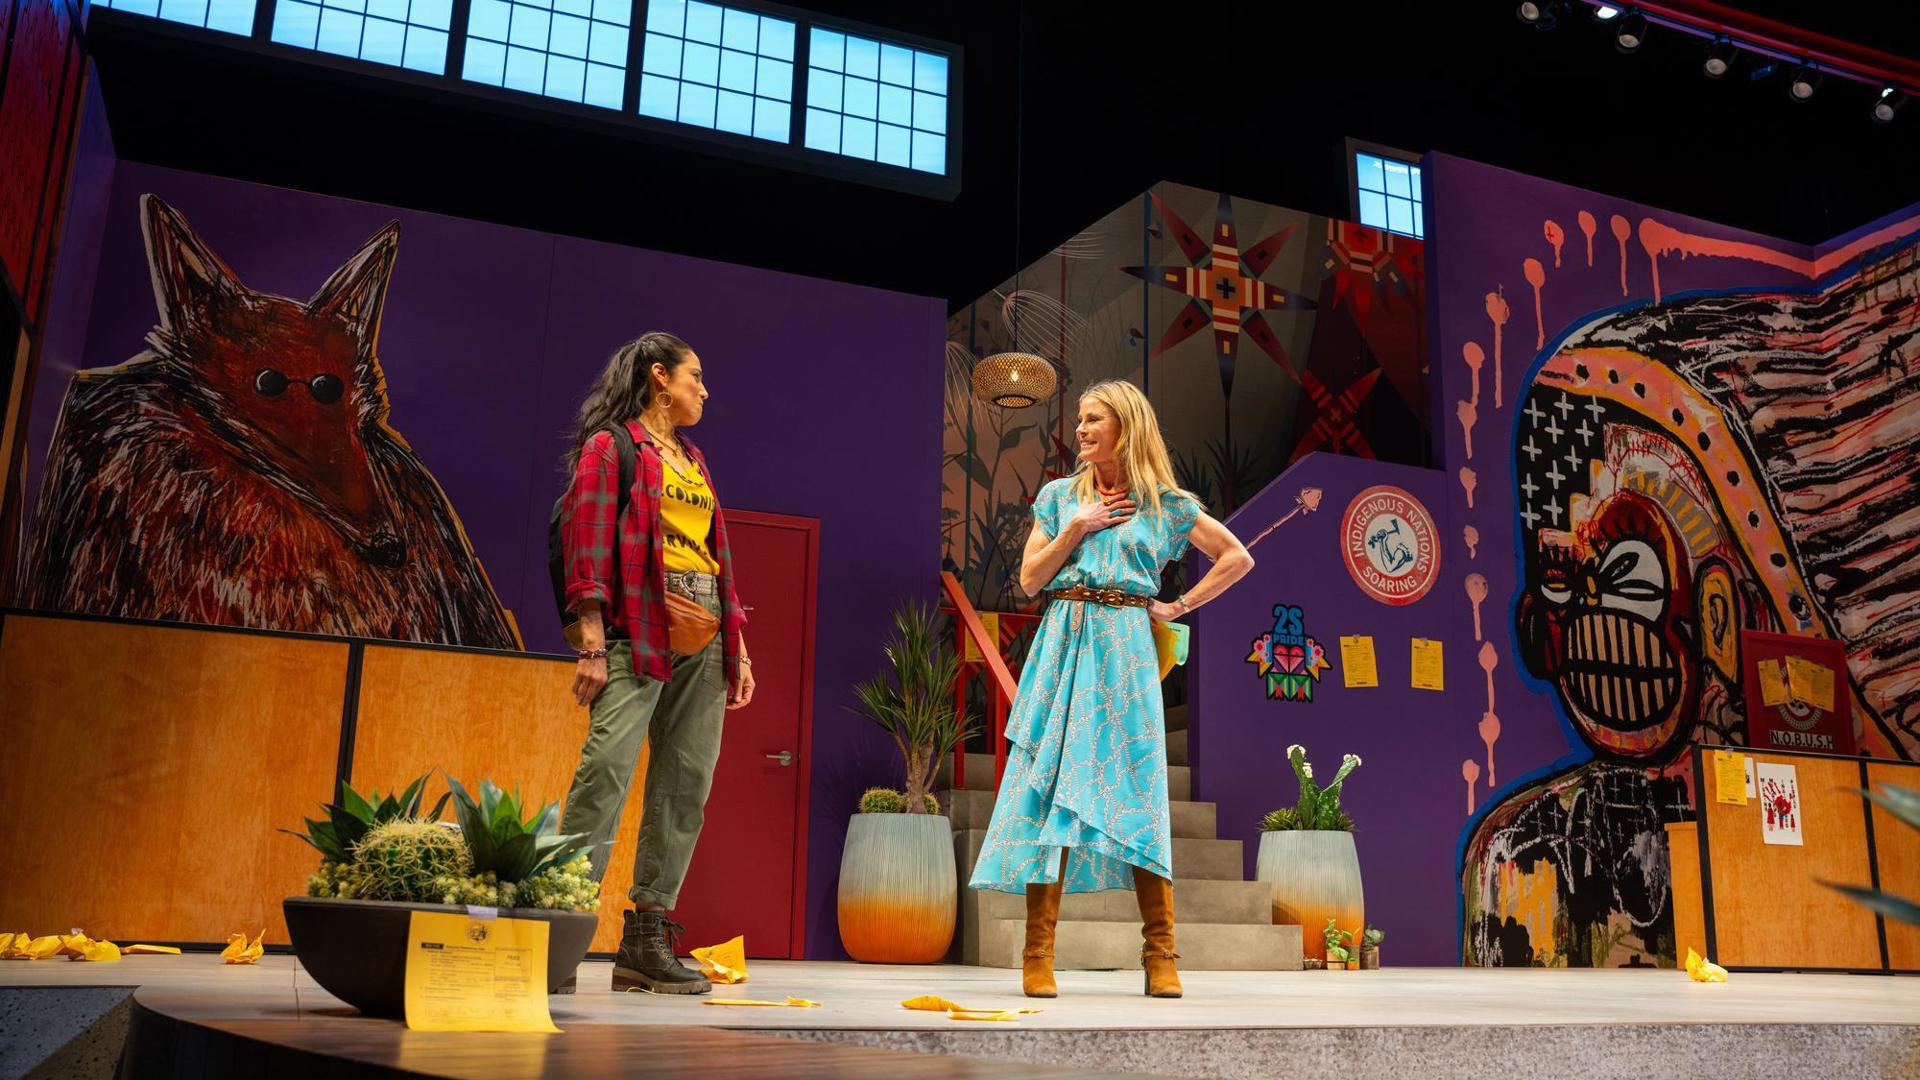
[690,935,748,984]
[702,997,821,1008]
[221,930,265,965]
[900,995,1040,1019]
[11,935,64,960]
[123,945,183,955]
[1686,948,1728,983]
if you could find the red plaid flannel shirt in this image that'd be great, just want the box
[563,419,746,683]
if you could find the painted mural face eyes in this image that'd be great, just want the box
[253,368,346,405]
[1596,540,1666,622]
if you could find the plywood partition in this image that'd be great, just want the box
[1664,822,1705,965]
[350,645,647,953]
[0,614,347,945]
[1698,750,1880,970]
[1866,761,1920,972]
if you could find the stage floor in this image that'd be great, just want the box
[5,957,1917,1079]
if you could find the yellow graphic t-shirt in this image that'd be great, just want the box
[660,456,721,576]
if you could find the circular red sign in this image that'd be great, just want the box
[1341,485,1440,606]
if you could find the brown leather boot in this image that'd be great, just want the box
[1133,866,1182,998]
[1022,877,1065,998]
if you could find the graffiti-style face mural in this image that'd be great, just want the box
[1464,231,1920,969]
[20,196,521,648]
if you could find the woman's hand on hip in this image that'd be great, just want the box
[572,656,608,707]
[727,661,757,711]
[1069,492,1135,536]
[1146,600,1183,622]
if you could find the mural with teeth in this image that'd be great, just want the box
[1462,232,1920,968]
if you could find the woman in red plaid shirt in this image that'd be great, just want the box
[558,331,754,995]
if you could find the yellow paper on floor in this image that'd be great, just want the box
[18,936,63,960]
[220,931,265,965]
[949,1010,1025,1021]
[403,911,559,1033]
[58,934,92,959]
[900,995,1039,1017]
[1685,948,1728,983]
[704,997,820,1008]
[123,945,182,955]
[691,935,748,984]
[76,940,121,963]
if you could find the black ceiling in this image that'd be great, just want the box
[87,2,1920,313]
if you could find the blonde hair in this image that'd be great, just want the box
[1070,379,1196,523]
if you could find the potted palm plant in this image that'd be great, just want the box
[282,774,599,1016]
[838,600,976,963]
[1256,746,1365,968]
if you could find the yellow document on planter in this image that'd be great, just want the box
[404,911,559,1033]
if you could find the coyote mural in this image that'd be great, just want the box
[20,195,521,648]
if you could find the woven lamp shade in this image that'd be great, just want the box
[971,351,1057,408]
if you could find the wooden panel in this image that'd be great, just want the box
[1867,761,1920,971]
[351,646,645,953]
[0,614,346,944]
[1701,752,1879,969]
[1665,822,1705,965]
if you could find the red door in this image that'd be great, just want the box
[670,509,817,958]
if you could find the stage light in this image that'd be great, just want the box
[1787,63,1822,102]
[1593,5,1621,18]
[1614,11,1648,52]
[1517,1,1565,29]
[1875,88,1907,123]
[1702,39,1737,78]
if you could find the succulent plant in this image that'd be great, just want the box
[445,776,594,884]
[1260,746,1361,831]
[858,787,941,814]
[283,774,450,864]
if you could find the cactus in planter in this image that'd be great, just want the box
[284,774,451,865]
[858,787,941,815]
[444,776,595,885]
[346,820,472,902]
[1262,746,1361,831]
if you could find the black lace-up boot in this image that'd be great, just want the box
[612,909,712,995]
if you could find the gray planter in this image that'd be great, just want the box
[1254,830,1365,964]
[837,812,957,963]
[284,896,598,1018]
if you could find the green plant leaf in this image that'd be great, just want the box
[1822,880,1920,927]
[1858,784,1920,832]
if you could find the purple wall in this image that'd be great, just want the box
[1192,453,1476,966]
[24,162,944,960]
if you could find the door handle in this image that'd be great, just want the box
[765,751,794,767]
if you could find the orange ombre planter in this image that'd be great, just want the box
[837,812,957,963]
[1256,830,1365,966]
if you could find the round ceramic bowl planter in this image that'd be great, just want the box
[284,897,597,1018]
[837,812,957,963]
[1254,830,1365,968]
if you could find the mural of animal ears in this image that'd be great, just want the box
[307,220,403,348]
[140,194,244,328]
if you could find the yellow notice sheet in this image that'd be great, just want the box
[1712,749,1749,806]
[1340,636,1378,688]
[1785,655,1835,712]
[1410,638,1445,691]
[404,910,560,1033]
[1756,659,1788,706]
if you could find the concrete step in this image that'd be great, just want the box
[970,877,1273,925]
[955,829,1243,882]
[1167,728,1188,767]
[937,752,1192,800]
[938,788,1216,839]
[975,917,1301,971]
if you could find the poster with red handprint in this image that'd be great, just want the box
[1755,763,1803,847]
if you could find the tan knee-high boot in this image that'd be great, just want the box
[1022,877,1064,997]
[1133,866,1182,998]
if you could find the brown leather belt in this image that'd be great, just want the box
[1047,585,1150,609]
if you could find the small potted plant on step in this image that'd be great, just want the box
[838,599,977,963]
[1323,919,1357,970]
[1256,746,1365,968]
[282,774,600,1017]
[1360,925,1384,969]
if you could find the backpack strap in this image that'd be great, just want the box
[605,422,638,518]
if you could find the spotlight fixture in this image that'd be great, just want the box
[1593,4,1621,17]
[1702,38,1737,78]
[1516,1,1565,29]
[1875,88,1907,123]
[1786,62,1822,102]
[1614,11,1648,52]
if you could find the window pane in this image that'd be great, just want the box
[912,90,944,134]
[681,41,719,83]
[411,0,452,30]
[639,73,680,117]
[756,57,792,101]
[753,97,790,141]
[589,21,628,66]
[643,32,682,76]
[271,1,322,47]
[1387,196,1414,235]
[508,5,549,49]
[911,130,944,174]
[841,116,876,160]
[403,26,448,72]
[719,47,754,91]
[913,51,947,94]
[721,7,755,50]
[360,17,405,64]
[715,89,753,133]
[550,13,589,58]
[1383,160,1411,198]
[584,61,625,107]
[470,0,511,41]
[465,37,507,82]
[842,76,876,119]
[804,108,840,152]
[315,8,363,56]
[644,0,684,34]
[504,45,547,92]
[683,0,720,43]
[678,80,717,125]
[878,83,909,126]
[844,35,878,79]
[876,121,908,167]
[1358,189,1387,229]
[759,17,794,61]
[810,28,844,71]
[1356,153,1384,194]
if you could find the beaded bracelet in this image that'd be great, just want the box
[577,648,609,660]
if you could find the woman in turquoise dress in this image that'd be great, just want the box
[969,380,1255,999]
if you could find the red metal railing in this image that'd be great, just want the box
[938,571,1031,789]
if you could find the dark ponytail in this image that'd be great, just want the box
[563,332,691,473]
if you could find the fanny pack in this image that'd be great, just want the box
[665,572,721,656]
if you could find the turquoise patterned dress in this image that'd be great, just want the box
[969,478,1202,893]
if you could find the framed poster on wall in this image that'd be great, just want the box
[1740,630,1854,756]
